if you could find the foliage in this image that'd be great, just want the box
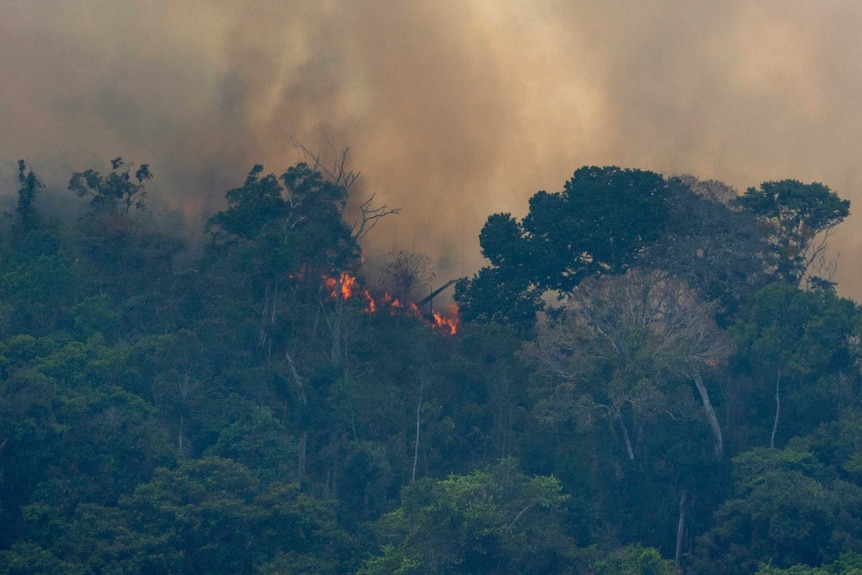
[456,166,670,330]
[0,158,860,575]
[737,180,850,285]
[691,443,862,575]
[360,458,577,574]
[68,157,151,216]
[588,544,680,575]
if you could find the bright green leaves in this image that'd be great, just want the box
[754,554,862,575]
[361,458,576,574]
[588,544,680,575]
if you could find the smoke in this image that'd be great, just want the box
[2,1,862,298]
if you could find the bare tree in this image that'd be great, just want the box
[534,269,730,459]
[381,248,435,304]
[291,135,400,241]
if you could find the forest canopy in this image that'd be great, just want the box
[0,158,859,575]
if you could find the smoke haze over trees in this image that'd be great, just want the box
[5,3,862,574]
[3,1,862,297]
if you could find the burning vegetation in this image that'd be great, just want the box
[324,271,459,334]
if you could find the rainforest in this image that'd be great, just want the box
[1,157,862,575]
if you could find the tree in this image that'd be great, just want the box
[359,458,576,575]
[68,157,150,216]
[381,248,434,305]
[205,162,362,364]
[647,176,771,322]
[65,159,185,326]
[588,544,680,575]
[754,554,862,575]
[531,270,732,564]
[737,180,850,286]
[456,166,670,331]
[534,269,729,460]
[728,283,858,448]
[14,160,43,236]
[691,446,862,575]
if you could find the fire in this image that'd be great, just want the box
[432,312,458,335]
[322,271,460,334]
[325,271,358,300]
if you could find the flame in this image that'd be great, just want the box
[325,271,358,300]
[322,271,460,334]
[432,312,458,335]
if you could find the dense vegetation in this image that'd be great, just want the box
[1,158,861,574]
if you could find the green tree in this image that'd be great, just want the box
[456,166,670,331]
[692,446,862,575]
[588,544,679,575]
[68,157,150,216]
[728,283,858,448]
[14,160,43,237]
[754,553,862,574]
[66,158,185,330]
[737,180,850,286]
[360,458,576,575]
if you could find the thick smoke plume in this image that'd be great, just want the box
[3,1,862,298]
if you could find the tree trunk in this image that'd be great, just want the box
[616,414,635,461]
[770,367,781,449]
[693,373,723,457]
[331,275,343,365]
[285,351,308,481]
[675,489,688,568]
[178,413,184,457]
[298,430,307,481]
[412,382,423,482]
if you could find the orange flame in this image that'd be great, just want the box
[322,271,460,334]
[325,271,358,300]
[432,312,458,335]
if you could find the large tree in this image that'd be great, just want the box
[359,458,576,575]
[737,180,850,286]
[456,166,670,331]
[728,283,859,448]
[533,269,729,461]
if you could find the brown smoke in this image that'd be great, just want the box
[2,1,862,298]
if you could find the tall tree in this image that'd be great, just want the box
[456,166,670,331]
[647,176,771,322]
[728,283,858,448]
[737,180,850,286]
[534,270,730,460]
[68,157,150,217]
[14,160,42,237]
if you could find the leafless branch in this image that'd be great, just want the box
[352,193,401,241]
[290,135,401,240]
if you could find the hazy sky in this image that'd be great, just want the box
[3,1,862,298]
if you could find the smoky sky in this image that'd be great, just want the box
[3,1,862,298]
